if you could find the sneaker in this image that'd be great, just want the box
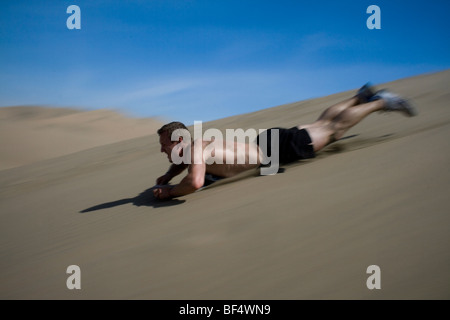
[370,89,417,117]
[356,82,376,103]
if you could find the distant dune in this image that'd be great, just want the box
[0,70,449,299]
[0,106,162,170]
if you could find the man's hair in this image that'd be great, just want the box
[157,121,189,138]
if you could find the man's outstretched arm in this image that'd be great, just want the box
[154,162,206,200]
[156,163,188,185]
[170,162,205,197]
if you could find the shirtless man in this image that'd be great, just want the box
[153,84,416,200]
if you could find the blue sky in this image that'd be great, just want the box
[1,0,449,125]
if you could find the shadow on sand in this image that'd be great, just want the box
[80,187,185,213]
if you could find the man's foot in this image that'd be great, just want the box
[370,89,417,117]
[356,82,376,104]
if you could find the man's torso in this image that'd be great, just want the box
[195,139,261,178]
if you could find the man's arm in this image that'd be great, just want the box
[169,161,205,198]
[153,163,205,200]
[154,160,206,200]
[156,163,188,185]
[154,139,207,200]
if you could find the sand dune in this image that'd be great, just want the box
[0,106,162,171]
[0,70,449,299]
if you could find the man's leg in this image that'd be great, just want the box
[315,83,376,122]
[316,97,359,122]
[329,89,417,141]
[303,99,385,152]
[329,99,385,141]
[304,89,416,152]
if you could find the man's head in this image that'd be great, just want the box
[157,121,189,162]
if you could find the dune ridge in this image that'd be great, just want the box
[0,106,162,171]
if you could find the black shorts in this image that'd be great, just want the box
[256,127,315,164]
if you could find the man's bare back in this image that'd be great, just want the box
[198,139,261,178]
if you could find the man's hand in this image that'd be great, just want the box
[153,185,173,201]
[156,173,171,185]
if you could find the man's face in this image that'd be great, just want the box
[159,131,180,163]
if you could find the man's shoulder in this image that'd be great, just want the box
[192,137,219,148]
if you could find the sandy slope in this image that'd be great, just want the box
[0,106,162,171]
[0,70,449,299]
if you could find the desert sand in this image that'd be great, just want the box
[0,106,162,171]
[1,70,449,299]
